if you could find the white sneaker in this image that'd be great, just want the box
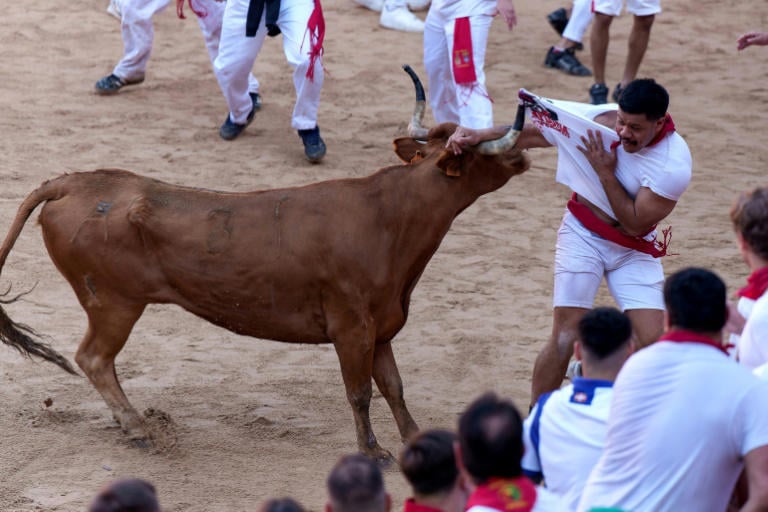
[354,0,384,12]
[106,0,122,19]
[407,0,431,11]
[380,6,424,32]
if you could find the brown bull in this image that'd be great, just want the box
[0,123,529,461]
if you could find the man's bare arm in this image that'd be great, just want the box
[446,123,550,154]
[741,445,768,511]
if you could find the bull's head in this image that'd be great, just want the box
[394,65,530,181]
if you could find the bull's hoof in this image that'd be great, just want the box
[363,447,396,468]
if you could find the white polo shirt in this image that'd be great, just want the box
[522,378,613,511]
[578,341,768,512]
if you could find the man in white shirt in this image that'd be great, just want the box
[445,79,692,407]
[578,267,768,511]
[522,307,632,511]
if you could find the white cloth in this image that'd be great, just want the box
[578,341,768,512]
[523,378,613,511]
[423,0,496,129]
[755,363,768,380]
[214,0,322,128]
[562,0,593,44]
[113,0,258,91]
[728,295,755,359]
[523,92,692,226]
[592,0,661,17]
[739,292,768,369]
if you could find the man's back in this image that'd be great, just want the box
[523,379,612,510]
[579,341,768,511]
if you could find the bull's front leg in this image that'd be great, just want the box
[372,341,419,442]
[328,310,394,464]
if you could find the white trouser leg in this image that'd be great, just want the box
[424,9,459,125]
[563,0,593,43]
[196,0,259,93]
[279,0,323,130]
[213,0,267,124]
[113,0,171,81]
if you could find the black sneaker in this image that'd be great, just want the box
[612,82,624,103]
[94,73,145,95]
[219,102,257,141]
[546,8,583,50]
[298,126,326,163]
[250,92,262,112]
[589,83,609,105]
[544,47,592,76]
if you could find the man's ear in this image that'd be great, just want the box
[385,493,392,512]
[325,502,333,512]
[574,341,583,362]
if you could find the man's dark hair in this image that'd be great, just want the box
[261,498,306,512]
[664,267,727,333]
[89,478,160,512]
[731,186,768,261]
[327,453,387,512]
[618,79,669,121]
[458,392,524,484]
[400,429,459,496]
[578,307,632,359]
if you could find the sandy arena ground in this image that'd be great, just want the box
[1,0,767,509]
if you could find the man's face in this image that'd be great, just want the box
[615,109,665,153]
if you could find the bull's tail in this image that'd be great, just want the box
[0,176,78,375]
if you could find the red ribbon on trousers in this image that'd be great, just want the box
[452,17,476,84]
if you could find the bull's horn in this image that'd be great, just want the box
[402,64,429,140]
[476,101,527,155]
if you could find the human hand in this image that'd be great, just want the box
[737,31,768,50]
[495,0,517,30]
[446,127,480,155]
[577,130,617,179]
[724,301,747,336]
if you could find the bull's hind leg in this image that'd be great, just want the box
[372,341,419,443]
[74,301,147,445]
[328,311,394,463]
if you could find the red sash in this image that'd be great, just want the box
[567,193,671,258]
[305,0,325,81]
[658,329,729,355]
[737,267,768,300]
[465,477,537,511]
[452,17,476,84]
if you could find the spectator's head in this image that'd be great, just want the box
[731,186,768,264]
[258,498,306,512]
[88,478,160,512]
[618,79,669,121]
[664,267,728,334]
[325,453,391,512]
[575,307,633,380]
[457,392,524,485]
[400,429,466,511]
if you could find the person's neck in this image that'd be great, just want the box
[580,366,617,382]
[747,252,768,273]
[668,326,722,343]
[414,488,464,512]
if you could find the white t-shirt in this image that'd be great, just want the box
[739,292,768,369]
[729,295,756,359]
[578,341,768,512]
[523,91,692,225]
[522,378,612,511]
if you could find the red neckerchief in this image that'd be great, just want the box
[658,329,729,355]
[737,267,768,300]
[465,477,537,511]
[402,498,443,512]
[305,0,325,81]
[567,193,671,258]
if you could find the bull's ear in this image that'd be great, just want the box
[392,137,429,164]
[435,149,464,177]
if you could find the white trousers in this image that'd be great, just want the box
[423,11,493,129]
[213,0,323,128]
[562,0,593,44]
[114,0,258,93]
